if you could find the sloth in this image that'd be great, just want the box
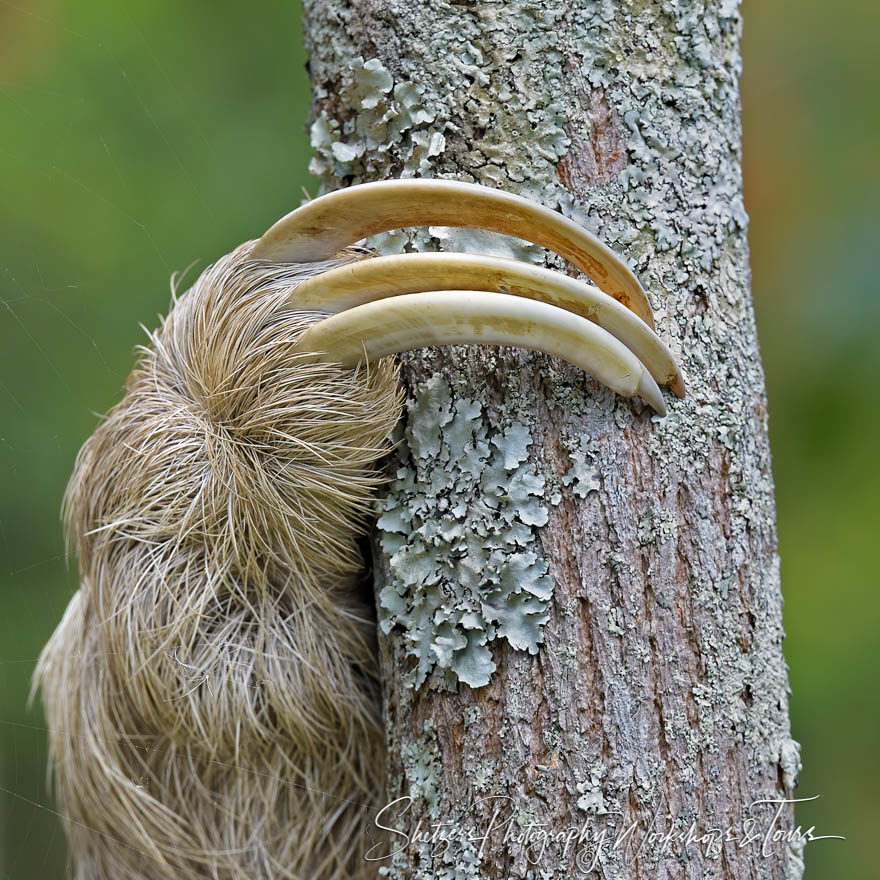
[35,180,684,879]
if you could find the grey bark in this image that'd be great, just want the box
[302,2,803,878]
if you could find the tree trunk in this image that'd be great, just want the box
[302,2,802,878]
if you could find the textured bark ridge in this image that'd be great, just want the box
[302,2,802,878]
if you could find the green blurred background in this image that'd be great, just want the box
[0,1,875,876]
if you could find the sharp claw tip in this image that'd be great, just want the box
[669,374,687,398]
[638,372,667,417]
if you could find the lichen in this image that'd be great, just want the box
[402,719,443,810]
[377,375,551,688]
[560,433,602,499]
[575,762,610,815]
[309,56,444,185]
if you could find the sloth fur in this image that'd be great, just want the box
[35,242,401,879]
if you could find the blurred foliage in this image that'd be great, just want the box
[742,1,879,876]
[0,0,875,876]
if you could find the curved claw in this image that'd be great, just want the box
[288,252,684,397]
[251,179,655,327]
[294,290,667,416]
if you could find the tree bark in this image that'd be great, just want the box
[302,2,803,878]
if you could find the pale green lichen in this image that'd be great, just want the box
[560,433,602,499]
[462,705,481,728]
[402,719,442,810]
[471,759,497,793]
[377,375,551,688]
[382,719,487,880]
[308,53,564,265]
[309,56,446,195]
[637,506,679,546]
[575,762,610,815]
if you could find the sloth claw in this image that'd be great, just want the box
[251,179,684,415]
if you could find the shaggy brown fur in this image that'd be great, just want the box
[35,242,402,879]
